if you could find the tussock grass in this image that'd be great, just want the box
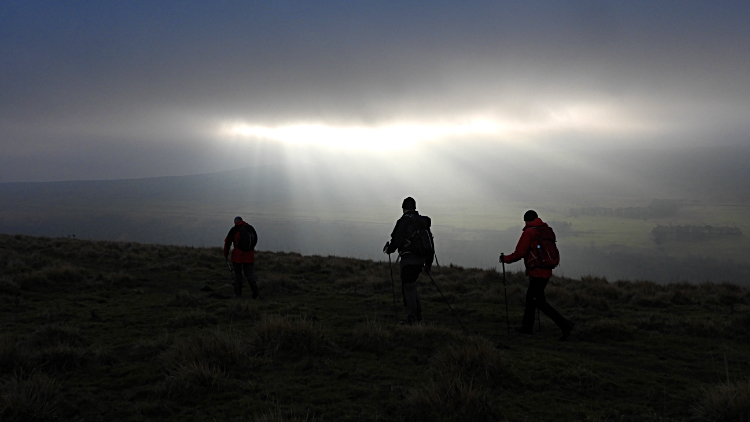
[430,336,512,388]
[158,361,229,398]
[364,274,391,292]
[405,378,499,422]
[259,273,301,294]
[576,319,637,341]
[694,379,750,421]
[159,329,254,371]
[0,276,20,295]
[32,343,113,372]
[555,365,603,392]
[0,336,22,374]
[393,324,467,355]
[167,310,218,328]
[25,323,89,349]
[350,317,392,351]
[0,371,61,422]
[251,408,317,422]
[167,289,205,307]
[131,331,174,360]
[222,300,262,321]
[252,315,332,357]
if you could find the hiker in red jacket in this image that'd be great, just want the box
[500,210,574,340]
[224,216,259,298]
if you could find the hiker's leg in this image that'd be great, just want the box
[522,279,540,330]
[530,277,569,330]
[242,262,258,298]
[232,262,243,296]
[401,265,422,323]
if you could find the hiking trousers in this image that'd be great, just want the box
[232,262,258,297]
[522,277,568,331]
[400,264,423,323]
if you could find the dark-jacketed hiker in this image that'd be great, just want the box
[500,210,575,340]
[223,216,259,298]
[384,197,434,325]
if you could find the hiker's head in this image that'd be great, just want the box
[234,216,243,224]
[401,197,416,212]
[523,210,538,222]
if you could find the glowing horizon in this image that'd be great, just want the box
[217,104,657,150]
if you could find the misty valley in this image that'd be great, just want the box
[1,163,749,286]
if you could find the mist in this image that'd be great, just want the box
[1,1,749,284]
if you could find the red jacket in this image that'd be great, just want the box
[223,221,256,263]
[503,218,553,278]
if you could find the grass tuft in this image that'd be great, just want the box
[576,319,637,341]
[405,377,499,422]
[167,310,219,328]
[694,379,750,421]
[0,371,61,421]
[430,336,512,388]
[167,289,205,307]
[26,324,89,349]
[259,274,301,294]
[158,361,228,399]
[222,300,262,321]
[159,329,256,371]
[252,315,331,357]
[350,317,392,351]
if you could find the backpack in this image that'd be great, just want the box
[235,225,256,252]
[402,215,435,257]
[525,225,560,270]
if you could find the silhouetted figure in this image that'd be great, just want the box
[384,197,434,325]
[224,216,259,298]
[500,210,574,340]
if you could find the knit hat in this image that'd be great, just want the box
[234,216,243,223]
[401,197,416,210]
[523,210,538,222]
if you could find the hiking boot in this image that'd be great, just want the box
[514,327,533,335]
[559,321,575,341]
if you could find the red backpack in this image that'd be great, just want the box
[525,225,560,270]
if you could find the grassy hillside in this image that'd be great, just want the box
[1,234,749,421]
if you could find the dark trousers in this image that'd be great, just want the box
[400,264,423,323]
[232,262,257,296]
[522,277,568,331]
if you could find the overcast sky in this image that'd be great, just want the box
[1,1,749,183]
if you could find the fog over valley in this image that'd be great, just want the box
[2,144,750,284]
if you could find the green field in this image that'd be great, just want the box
[1,234,749,421]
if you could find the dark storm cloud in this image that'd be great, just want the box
[1,1,749,181]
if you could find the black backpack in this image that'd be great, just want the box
[402,215,434,257]
[235,225,257,252]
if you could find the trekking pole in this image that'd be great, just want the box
[500,254,510,335]
[388,253,399,323]
[425,271,467,332]
[538,308,541,331]
[226,259,233,273]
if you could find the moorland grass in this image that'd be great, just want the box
[0,233,749,421]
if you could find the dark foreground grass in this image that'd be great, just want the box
[1,233,749,421]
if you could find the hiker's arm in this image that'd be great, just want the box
[503,230,532,263]
[385,219,405,254]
